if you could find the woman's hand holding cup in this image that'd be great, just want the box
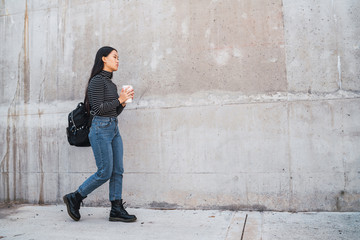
[118,85,134,106]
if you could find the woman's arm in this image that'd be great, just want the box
[89,76,120,115]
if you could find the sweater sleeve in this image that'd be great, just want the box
[116,104,125,115]
[88,76,120,115]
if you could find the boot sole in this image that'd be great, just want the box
[109,216,137,222]
[63,195,80,221]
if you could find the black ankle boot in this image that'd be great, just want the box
[109,200,137,222]
[63,191,86,221]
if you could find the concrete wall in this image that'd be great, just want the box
[0,0,359,211]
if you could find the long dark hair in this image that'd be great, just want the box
[84,46,117,113]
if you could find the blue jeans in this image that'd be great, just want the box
[77,116,124,201]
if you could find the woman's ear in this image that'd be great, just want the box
[102,56,107,63]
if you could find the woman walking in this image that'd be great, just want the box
[63,46,136,222]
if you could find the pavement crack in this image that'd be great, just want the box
[224,211,236,239]
[240,214,248,240]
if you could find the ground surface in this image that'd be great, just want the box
[0,204,359,240]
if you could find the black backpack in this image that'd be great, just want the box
[66,102,94,147]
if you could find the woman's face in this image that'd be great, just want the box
[102,50,119,72]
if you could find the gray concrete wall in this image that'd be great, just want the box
[0,0,359,211]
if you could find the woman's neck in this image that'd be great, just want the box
[102,67,113,73]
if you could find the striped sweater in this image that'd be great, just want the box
[88,70,124,117]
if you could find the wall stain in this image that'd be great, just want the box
[12,117,17,201]
[1,0,31,203]
[335,190,345,211]
[2,55,20,203]
[199,204,268,212]
[38,117,45,204]
[1,111,11,202]
[149,201,179,210]
[287,103,294,209]
[23,0,30,104]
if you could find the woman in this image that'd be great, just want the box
[63,46,136,222]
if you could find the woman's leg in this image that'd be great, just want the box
[77,118,115,197]
[108,124,136,222]
[109,126,124,201]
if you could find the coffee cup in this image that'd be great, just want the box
[122,85,133,103]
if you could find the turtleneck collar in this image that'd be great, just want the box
[100,70,113,79]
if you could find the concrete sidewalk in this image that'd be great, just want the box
[0,205,359,240]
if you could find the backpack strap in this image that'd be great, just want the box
[70,109,77,129]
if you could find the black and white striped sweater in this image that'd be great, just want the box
[88,70,124,117]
